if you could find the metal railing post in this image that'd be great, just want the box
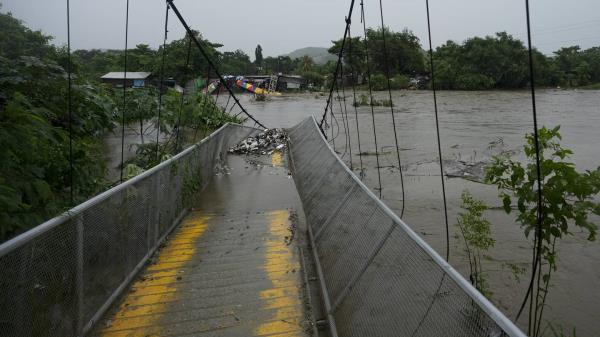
[155,173,161,242]
[76,214,84,336]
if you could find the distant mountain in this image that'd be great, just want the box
[283,47,336,65]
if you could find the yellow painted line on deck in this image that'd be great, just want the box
[272,150,283,167]
[100,213,211,336]
[254,209,303,336]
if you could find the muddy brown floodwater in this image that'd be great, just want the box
[232,89,600,336]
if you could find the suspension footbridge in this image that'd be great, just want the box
[0,0,552,336]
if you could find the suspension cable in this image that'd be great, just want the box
[330,103,336,150]
[360,0,383,198]
[318,0,356,133]
[425,0,450,261]
[66,0,74,203]
[335,70,350,160]
[515,1,545,333]
[167,0,266,129]
[156,3,170,162]
[338,38,353,169]
[119,0,130,183]
[175,32,192,152]
[378,0,406,217]
[347,25,364,176]
[223,88,232,112]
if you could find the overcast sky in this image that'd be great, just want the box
[3,0,599,58]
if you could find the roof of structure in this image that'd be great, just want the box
[101,72,151,80]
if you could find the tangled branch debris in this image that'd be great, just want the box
[229,129,288,155]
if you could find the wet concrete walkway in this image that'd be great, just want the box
[95,152,309,337]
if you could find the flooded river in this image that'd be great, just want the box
[237,89,600,336]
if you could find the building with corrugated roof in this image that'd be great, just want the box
[100,72,151,88]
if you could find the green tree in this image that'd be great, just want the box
[328,27,424,84]
[299,55,314,72]
[220,49,254,75]
[0,9,57,60]
[255,44,263,69]
[486,126,600,336]
[455,190,495,298]
[366,27,425,76]
[328,36,365,85]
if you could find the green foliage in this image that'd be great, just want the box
[114,87,159,124]
[329,27,425,85]
[0,10,57,60]
[486,125,600,336]
[547,323,577,337]
[366,27,426,76]
[298,55,315,72]
[262,55,298,74]
[297,70,324,89]
[351,93,392,107]
[432,32,600,89]
[391,74,409,89]
[255,44,263,69]
[0,10,116,242]
[0,59,113,240]
[220,49,255,75]
[432,32,530,90]
[368,73,410,91]
[455,190,495,298]
[370,73,388,91]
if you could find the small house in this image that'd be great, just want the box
[101,72,151,88]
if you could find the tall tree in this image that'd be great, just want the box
[255,44,263,70]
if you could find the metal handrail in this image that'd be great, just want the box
[293,116,527,337]
[0,122,258,337]
[0,122,247,257]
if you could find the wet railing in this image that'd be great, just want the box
[287,116,526,337]
[0,124,258,336]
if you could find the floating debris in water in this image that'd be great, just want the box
[229,128,288,155]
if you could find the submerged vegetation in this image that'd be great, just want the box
[455,190,495,298]
[486,126,600,336]
[352,93,393,107]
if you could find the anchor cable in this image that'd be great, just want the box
[425,0,450,261]
[167,0,266,129]
[378,0,406,217]
[318,0,356,133]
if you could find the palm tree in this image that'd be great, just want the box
[300,55,314,72]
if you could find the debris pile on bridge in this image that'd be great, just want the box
[229,128,288,155]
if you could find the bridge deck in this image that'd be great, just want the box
[94,152,310,337]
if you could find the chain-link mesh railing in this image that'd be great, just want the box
[0,123,258,337]
[287,116,526,337]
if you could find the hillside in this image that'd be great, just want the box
[283,47,336,65]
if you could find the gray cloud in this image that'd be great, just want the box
[3,0,599,57]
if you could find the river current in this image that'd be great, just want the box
[240,89,600,336]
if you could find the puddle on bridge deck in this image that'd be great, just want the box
[93,151,311,337]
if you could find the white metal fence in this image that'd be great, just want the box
[287,116,526,337]
[0,123,258,336]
